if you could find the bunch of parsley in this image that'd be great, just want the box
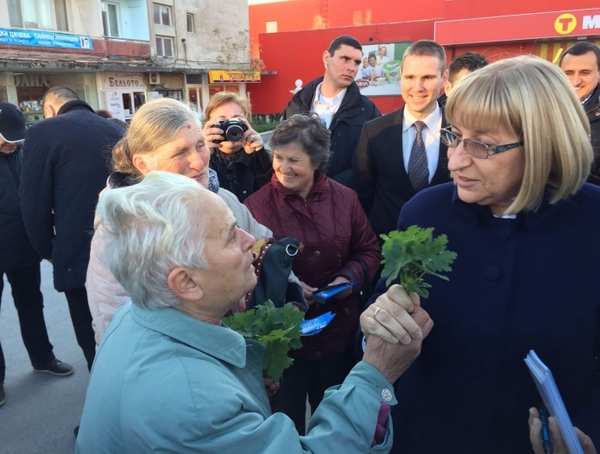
[223,301,304,381]
[380,225,457,298]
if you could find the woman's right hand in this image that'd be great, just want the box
[202,121,225,150]
[299,280,318,306]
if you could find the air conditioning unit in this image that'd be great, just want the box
[147,73,161,84]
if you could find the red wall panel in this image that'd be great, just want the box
[249,21,436,115]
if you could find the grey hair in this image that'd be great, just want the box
[97,171,210,310]
[111,98,201,176]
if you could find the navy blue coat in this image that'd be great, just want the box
[283,76,381,188]
[0,145,40,271]
[372,183,600,453]
[20,101,124,291]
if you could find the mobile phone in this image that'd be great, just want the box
[313,280,358,304]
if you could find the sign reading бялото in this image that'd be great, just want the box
[0,27,92,50]
[209,70,261,83]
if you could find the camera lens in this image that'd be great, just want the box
[225,125,245,143]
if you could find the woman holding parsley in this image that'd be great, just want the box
[363,56,600,453]
[244,114,381,434]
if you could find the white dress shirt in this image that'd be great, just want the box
[402,106,443,183]
[311,82,347,129]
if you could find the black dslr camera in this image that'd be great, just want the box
[213,118,248,143]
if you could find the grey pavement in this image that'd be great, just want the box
[0,260,88,454]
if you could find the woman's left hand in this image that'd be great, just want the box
[239,118,263,154]
[327,276,352,299]
[242,130,264,154]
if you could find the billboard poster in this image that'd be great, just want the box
[355,42,411,96]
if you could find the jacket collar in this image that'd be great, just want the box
[270,172,330,199]
[584,82,600,120]
[108,168,221,194]
[130,303,252,368]
[450,184,576,229]
[295,76,365,115]
[56,99,95,116]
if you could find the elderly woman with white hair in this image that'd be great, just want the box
[85,98,306,352]
[362,55,600,453]
[75,171,433,453]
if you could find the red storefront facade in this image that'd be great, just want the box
[247,0,600,115]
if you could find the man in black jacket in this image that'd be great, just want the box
[20,87,124,371]
[0,103,73,407]
[283,35,381,188]
[354,40,452,240]
[559,41,600,184]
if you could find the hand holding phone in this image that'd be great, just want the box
[313,280,358,304]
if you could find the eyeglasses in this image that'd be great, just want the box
[439,127,523,159]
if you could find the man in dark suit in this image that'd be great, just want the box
[354,40,452,239]
[20,87,124,372]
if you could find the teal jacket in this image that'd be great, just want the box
[76,303,396,453]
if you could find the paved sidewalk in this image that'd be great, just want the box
[0,261,89,454]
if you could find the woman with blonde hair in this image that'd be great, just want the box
[204,92,272,202]
[363,55,600,452]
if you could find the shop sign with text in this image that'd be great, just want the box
[435,7,600,45]
[102,74,146,90]
[209,70,261,83]
[0,27,92,49]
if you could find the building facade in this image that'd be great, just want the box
[0,0,255,122]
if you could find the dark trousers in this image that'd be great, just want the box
[0,264,55,383]
[269,346,356,435]
[64,287,95,371]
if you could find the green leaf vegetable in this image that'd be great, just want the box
[380,225,457,298]
[222,301,304,381]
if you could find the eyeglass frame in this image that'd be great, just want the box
[439,127,523,159]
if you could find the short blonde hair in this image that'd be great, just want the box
[205,92,251,122]
[446,55,593,214]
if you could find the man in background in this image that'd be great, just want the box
[438,52,488,106]
[0,102,73,407]
[283,34,381,187]
[559,41,600,184]
[354,40,452,240]
[20,87,124,371]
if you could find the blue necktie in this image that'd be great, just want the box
[408,121,429,192]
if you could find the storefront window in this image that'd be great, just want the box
[121,92,146,120]
[154,90,183,101]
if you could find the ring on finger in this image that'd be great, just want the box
[374,306,381,318]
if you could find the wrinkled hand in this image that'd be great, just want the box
[362,303,433,384]
[361,284,423,345]
[528,408,596,454]
[327,276,352,299]
[264,377,280,398]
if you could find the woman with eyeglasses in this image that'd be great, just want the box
[361,56,600,453]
